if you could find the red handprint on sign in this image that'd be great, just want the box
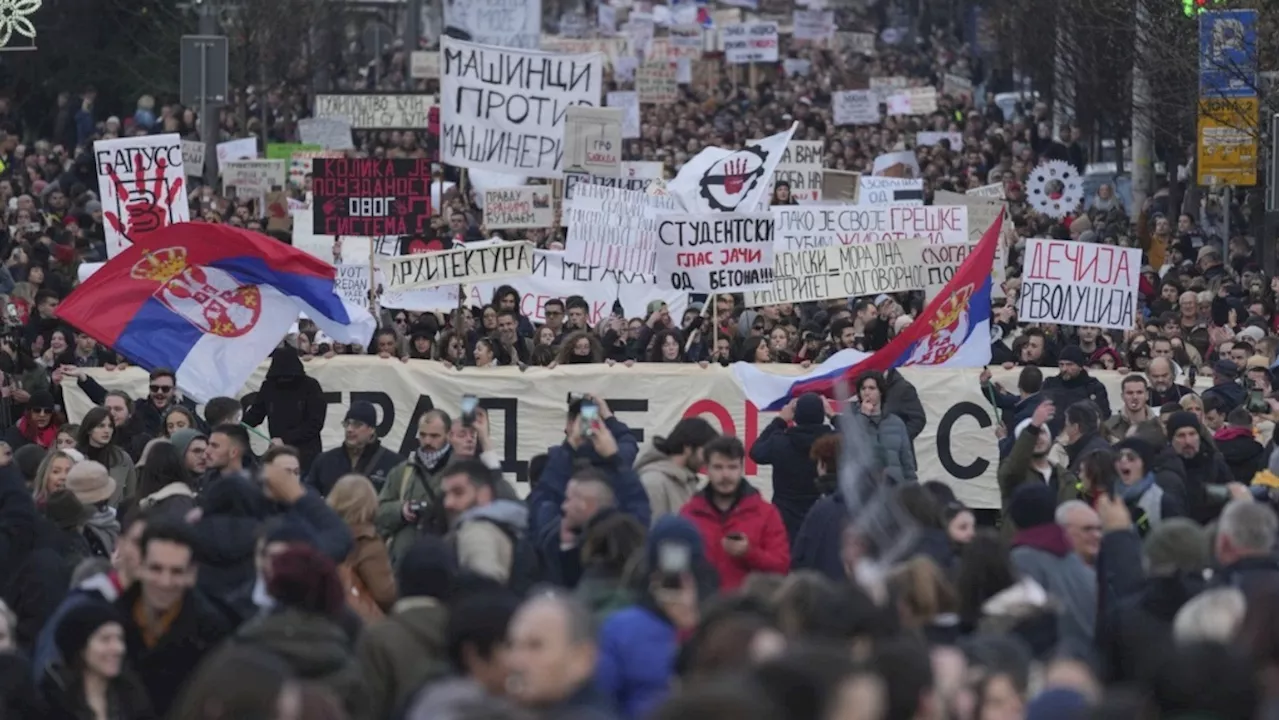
[104,153,185,241]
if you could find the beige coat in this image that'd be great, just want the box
[634,445,701,525]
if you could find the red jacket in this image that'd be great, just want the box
[681,487,790,591]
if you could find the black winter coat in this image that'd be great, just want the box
[243,349,327,474]
[748,418,834,541]
[1215,430,1268,484]
[193,476,268,608]
[1043,370,1111,436]
[0,463,36,585]
[792,488,847,581]
[305,441,401,497]
[3,515,91,649]
[1180,446,1235,524]
[114,584,235,717]
[884,369,927,440]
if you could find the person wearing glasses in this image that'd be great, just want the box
[72,366,198,439]
[3,389,62,450]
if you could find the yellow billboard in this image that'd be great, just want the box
[1197,97,1258,186]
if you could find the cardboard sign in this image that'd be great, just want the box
[771,205,967,251]
[637,61,679,104]
[181,140,206,177]
[93,134,190,258]
[858,176,924,206]
[409,51,440,79]
[833,89,879,126]
[563,184,680,273]
[383,242,535,291]
[313,95,433,130]
[564,106,623,177]
[655,213,775,292]
[917,131,962,148]
[440,37,604,178]
[1018,239,1141,330]
[311,158,433,236]
[221,159,286,195]
[767,140,823,203]
[297,117,355,150]
[746,238,926,305]
[483,187,556,229]
[722,22,779,63]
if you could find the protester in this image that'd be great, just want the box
[748,392,832,540]
[243,347,327,474]
[305,401,400,496]
[634,417,718,523]
[327,472,397,621]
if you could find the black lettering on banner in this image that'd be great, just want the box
[1019,281,1135,327]
[670,272,693,290]
[352,391,396,437]
[606,399,649,443]
[312,158,434,236]
[441,40,600,174]
[936,401,991,479]
[95,144,184,175]
[389,242,533,290]
[480,397,528,483]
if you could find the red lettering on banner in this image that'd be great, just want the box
[682,399,760,475]
[1027,240,1132,286]
[678,252,713,267]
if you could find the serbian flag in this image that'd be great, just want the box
[57,223,376,402]
[734,212,1003,410]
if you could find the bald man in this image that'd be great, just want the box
[506,592,614,718]
[1147,357,1193,407]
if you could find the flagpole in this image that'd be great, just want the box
[368,236,379,320]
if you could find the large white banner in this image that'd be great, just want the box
[563,184,681,273]
[469,249,687,324]
[93,134,191,258]
[440,37,604,179]
[444,0,542,49]
[1018,238,1141,330]
[771,205,968,251]
[63,364,1129,509]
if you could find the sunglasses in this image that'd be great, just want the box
[150,384,173,393]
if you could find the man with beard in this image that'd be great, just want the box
[997,400,1077,536]
[1061,401,1111,475]
[1147,357,1193,406]
[1165,411,1237,524]
[1042,346,1111,428]
[681,436,789,590]
[440,458,535,592]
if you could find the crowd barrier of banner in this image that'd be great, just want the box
[63,363,1131,510]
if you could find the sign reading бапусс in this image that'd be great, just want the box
[311,158,432,237]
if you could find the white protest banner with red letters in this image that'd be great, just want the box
[1017,238,1141,330]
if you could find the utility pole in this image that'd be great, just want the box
[1264,113,1274,272]
[1130,0,1154,222]
[198,0,221,189]
[405,0,422,54]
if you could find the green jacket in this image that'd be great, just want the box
[355,598,451,720]
[996,424,1079,538]
[376,454,446,569]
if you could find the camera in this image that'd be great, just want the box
[408,500,430,515]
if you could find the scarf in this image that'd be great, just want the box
[417,443,453,473]
[1118,471,1157,503]
[18,415,57,448]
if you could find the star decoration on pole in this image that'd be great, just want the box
[0,0,40,51]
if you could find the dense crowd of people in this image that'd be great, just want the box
[0,3,1274,720]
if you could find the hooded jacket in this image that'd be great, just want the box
[847,411,916,484]
[243,349,327,472]
[680,485,790,591]
[235,607,368,718]
[453,499,530,586]
[1214,426,1267,484]
[1202,378,1247,413]
[748,417,832,541]
[355,597,450,720]
[634,445,701,523]
[192,476,270,603]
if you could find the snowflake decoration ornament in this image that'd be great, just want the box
[1026,159,1083,220]
[0,0,40,50]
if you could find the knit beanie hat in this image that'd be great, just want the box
[1026,688,1090,720]
[646,515,705,571]
[1164,411,1201,440]
[397,534,457,600]
[14,445,46,484]
[1114,437,1156,474]
[1008,483,1057,530]
[169,428,207,463]
[794,393,826,426]
[55,600,123,666]
[1143,518,1211,576]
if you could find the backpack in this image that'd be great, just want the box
[454,518,543,597]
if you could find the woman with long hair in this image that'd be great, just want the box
[553,330,604,365]
[160,406,197,438]
[133,441,196,521]
[646,329,686,363]
[739,336,775,364]
[4,390,63,451]
[169,646,299,720]
[326,474,396,621]
[40,600,153,720]
[234,545,367,718]
[576,512,648,620]
[33,449,77,505]
[75,407,136,507]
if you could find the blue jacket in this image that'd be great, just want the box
[792,491,847,581]
[595,603,677,720]
[527,418,647,534]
